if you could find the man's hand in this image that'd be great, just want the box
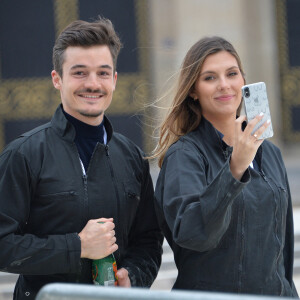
[117,268,131,287]
[78,218,118,259]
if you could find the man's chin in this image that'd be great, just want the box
[79,110,103,118]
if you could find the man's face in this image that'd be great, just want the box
[51,45,117,125]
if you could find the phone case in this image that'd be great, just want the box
[242,82,273,139]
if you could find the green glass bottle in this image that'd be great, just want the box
[92,222,118,286]
[92,252,118,286]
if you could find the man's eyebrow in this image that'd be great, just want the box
[99,64,113,70]
[70,64,113,70]
[70,64,86,70]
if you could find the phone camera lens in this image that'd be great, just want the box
[244,87,250,98]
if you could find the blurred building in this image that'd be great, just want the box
[0,0,300,153]
[150,0,300,150]
[0,0,150,152]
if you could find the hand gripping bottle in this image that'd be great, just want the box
[92,222,118,286]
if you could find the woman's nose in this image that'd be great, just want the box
[218,77,230,90]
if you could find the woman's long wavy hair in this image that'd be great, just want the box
[153,36,245,168]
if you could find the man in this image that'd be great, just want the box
[0,17,163,299]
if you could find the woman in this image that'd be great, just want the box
[153,36,298,297]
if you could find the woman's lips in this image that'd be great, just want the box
[215,94,234,101]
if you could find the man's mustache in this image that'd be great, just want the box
[76,88,107,94]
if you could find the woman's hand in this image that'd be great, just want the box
[230,113,270,180]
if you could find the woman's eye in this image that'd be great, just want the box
[204,76,214,81]
[228,71,238,77]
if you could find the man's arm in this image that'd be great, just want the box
[0,149,82,275]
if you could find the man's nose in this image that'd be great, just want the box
[84,73,101,89]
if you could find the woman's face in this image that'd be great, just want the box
[191,51,244,122]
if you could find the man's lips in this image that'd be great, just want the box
[76,93,105,100]
[76,89,106,99]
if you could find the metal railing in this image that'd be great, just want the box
[36,283,292,300]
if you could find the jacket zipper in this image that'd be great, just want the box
[79,143,102,216]
[238,192,245,293]
[71,143,89,283]
[71,143,89,228]
[78,152,89,223]
[261,170,284,296]
[105,145,122,262]
[223,144,245,292]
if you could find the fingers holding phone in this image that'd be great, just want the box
[231,82,273,180]
[246,112,271,141]
[231,114,264,180]
[252,117,271,141]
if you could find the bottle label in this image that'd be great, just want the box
[104,280,115,286]
[92,257,118,286]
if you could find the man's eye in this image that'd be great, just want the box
[100,71,110,76]
[74,71,84,76]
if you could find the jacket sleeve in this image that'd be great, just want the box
[283,170,299,297]
[156,143,249,252]
[0,149,81,275]
[119,159,163,287]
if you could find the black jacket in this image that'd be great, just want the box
[155,117,298,297]
[0,105,163,299]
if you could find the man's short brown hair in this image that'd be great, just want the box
[53,16,122,76]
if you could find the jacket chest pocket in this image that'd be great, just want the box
[277,185,288,217]
[121,181,141,234]
[268,178,288,236]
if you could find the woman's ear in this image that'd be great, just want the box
[189,91,198,101]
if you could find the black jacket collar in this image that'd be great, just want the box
[51,104,114,143]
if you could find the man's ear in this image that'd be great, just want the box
[51,70,62,90]
[113,71,118,91]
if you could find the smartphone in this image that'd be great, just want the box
[241,82,273,139]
